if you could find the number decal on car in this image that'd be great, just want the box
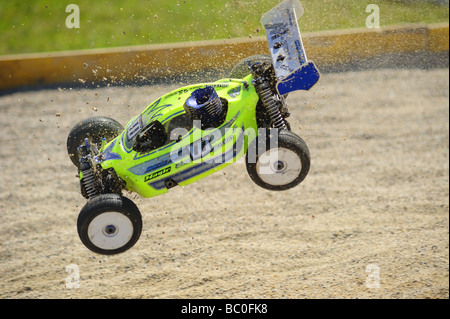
[126,115,143,142]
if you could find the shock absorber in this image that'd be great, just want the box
[80,163,99,198]
[256,80,288,130]
[250,61,288,130]
[78,139,100,199]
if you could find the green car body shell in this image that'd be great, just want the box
[98,75,260,198]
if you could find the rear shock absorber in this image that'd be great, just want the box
[256,81,288,130]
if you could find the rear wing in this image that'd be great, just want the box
[261,0,320,96]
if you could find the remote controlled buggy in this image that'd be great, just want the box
[67,0,320,255]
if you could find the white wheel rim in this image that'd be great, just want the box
[88,212,134,251]
[256,148,302,186]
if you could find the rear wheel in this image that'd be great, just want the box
[246,130,310,191]
[229,54,272,79]
[77,194,142,255]
[67,116,124,166]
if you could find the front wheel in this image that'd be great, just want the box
[246,130,310,191]
[67,116,124,166]
[77,194,142,255]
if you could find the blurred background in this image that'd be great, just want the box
[1,0,448,56]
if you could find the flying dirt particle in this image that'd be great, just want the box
[56,113,61,117]
[83,63,88,68]
[78,79,86,84]
[92,107,98,112]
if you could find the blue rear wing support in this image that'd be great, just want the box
[276,61,320,96]
[261,0,320,95]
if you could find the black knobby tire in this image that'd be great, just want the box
[67,116,124,166]
[246,130,310,191]
[229,54,272,79]
[77,194,142,255]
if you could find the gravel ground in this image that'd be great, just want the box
[0,67,448,299]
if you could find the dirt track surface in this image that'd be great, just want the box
[0,68,448,299]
